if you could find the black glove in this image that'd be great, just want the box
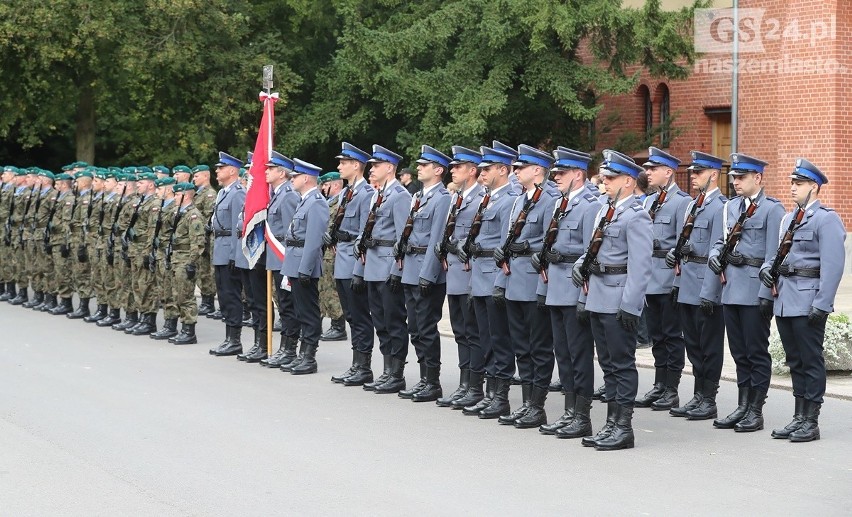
[492,286,506,308]
[351,275,366,294]
[808,307,829,328]
[493,247,505,265]
[419,278,434,296]
[759,298,774,321]
[700,298,715,316]
[388,274,402,293]
[537,294,547,310]
[204,223,213,236]
[759,266,774,288]
[708,255,723,275]
[322,231,334,247]
[616,309,640,332]
[670,286,679,304]
[576,301,590,326]
[142,254,151,270]
[299,273,311,287]
[185,263,196,280]
[392,241,403,259]
[571,260,585,288]
[60,244,70,258]
[228,259,236,273]
[665,249,677,269]
[433,243,443,261]
[457,247,468,264]
[353,240,364,260]
[531,252,542,273]
[77,246,88,263]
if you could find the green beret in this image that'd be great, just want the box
[26,168,39,175]
[109,166,122,174]
[38,170,56,181]
[137,166,153,174]
[124,173,138,182]
[102,171,115,180]
[191,165,210,174]
[3,165,17,173]
[61,164,73,171]
[153,165,170,175]
[155,177,177,187]
[15,169,27,176]
[136,172,157,181]
[238,168,246,178]
[73,161,90,168]
[319,171,341,183]
[173,182,195,193]
[76,170,94,179]
[55,173,72,181]
[172,165,192,175]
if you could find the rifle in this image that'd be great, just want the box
[106,184,128,265]
[648,176,674,221]
[326,186,355,249]
[437,181,466,271]
[18,185,37,248]
[4,184,18,246]
[96,189,109,236]
[29,186,44,235]
[43,190,62,253]
[538,179,575,283]
[460,186,490,272]
[717,188,763,285]
[672,175,714,276]
[78,189,95,261]
[355,180,387,264]
[395,188,423,270]
[498,182,543,275]
[578,187,622,294]
[122,195,145,265]
[767,191,811,297]
[147,197,167,272]
[164,197,185,271]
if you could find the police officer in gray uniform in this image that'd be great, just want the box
[760,159,845,442]
[494,145,560,430]
[636,147,692,411]
[436,146,485,409]
[208,152,247,356]
[708,153,785,433]
[573,149,652,451]
[535,148,602,438]
[358,145,412,394]
[394,145,451,402]
[666,151,727,420]
[280,158,329,375]
[460,146,520,418]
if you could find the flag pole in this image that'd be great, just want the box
[263,64,274,357]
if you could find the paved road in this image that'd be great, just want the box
[2,304,851,515]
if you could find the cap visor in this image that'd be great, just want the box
[600,169,622,177]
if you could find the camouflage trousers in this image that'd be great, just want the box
[0,241,12,282]
[13,243,28,287]
[100,246,117,307]
[52,245,74,298]
[71,248,94,299]
[130,252,158,313]
[114,254,135,311]
[319,250,342,319]
[171,260,198,324]
[158,256,179,320]
[90,245,107,302]
[31,241,52,294]
[196,248,216,297]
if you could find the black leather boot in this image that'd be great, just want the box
[398,363,426,399]
[280,340,306,372]
[241,308,253,327]
[594,404,635,451]
[479,377,511,419]
[97,308,121,326]
[243,331,269,363]
[113,310,138,330]
[0,282,7,301]
[771,397,805,439]
[651,370,681,410]
[331,350,359,383]
[130,313,157,335]
[50,297,73,315]
[556,395,593,439]
[592,384,606,401]
[548,381,563,392]
[238,332,262,361]
[452,371,484,410]
[734,388,767,432]
[151,318,179,340]
[1,282,16,301]
[412,366,442,402]
[32,293,49,311]
[540,392,576,435]
[437,368,469,407]
[206,309,223,320]
[211,326,243,356]
[635,367,666,408]
[320,317,347,341]
[22,291,43,308]
[670,376,703,417]
[713,386,750,429]
[374,356,406,394]
[39,294,57,312]
[66,297,91,319]
[363,355,392,391]
[515,385,548,429]
[462,374,492,415]
[789,400,821,442]
[686,379,719,420]
[84,303,108,322]
[172,323,197,345]
[498,384,531,425]
[583,401,617,447]
[343,351,374,386]
[261,335,298,367]
[9,287,28,305]
[291,343,318,375]
[197,295,215,316]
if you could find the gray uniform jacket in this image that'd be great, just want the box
[579,196,653,316]
[282,189,329,279]
[400,185,450,285]
[266,181,300,271]
[644,184,692,294]
[362,181,412,282]
[470,184,519,297]
[445,184,485,296]
[709,191,785,305]
[338,179,374,280]
[764,200,846,317]
[672,189,726,305]
[211,182,245,266]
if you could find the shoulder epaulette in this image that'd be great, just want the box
[438,187,449,195]
[819,205,835,212]
[631,204,645,212]
[675,190,690,197]
[765,196,780,203]
[583,193,598,202]
[393,184,406,193]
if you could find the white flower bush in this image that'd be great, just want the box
[770,313,852,375]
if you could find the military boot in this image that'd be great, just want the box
[592,384,610,402]
[172,323,197,345]
[0,282,16,301]
[771,397,805,439]
[412,366,442,402]
[789,401,821,442]
[9,287,27,305]
[39,294,57,312]
[651,370,681,411]
[462,374,492,415]
[594,405,635,451]
[549,381,563,393]
[713,386,750,429]
[437,368,470,408]
[452,371,484,410]
[97,308,121,327]
[22,291,43,308]
[635,367,666,407]
[398,363,426,399]
[0,282,8,301]
[363,355,393,391]
[556,395,593,439]
[479,377,511,419]
[84,303,108,322]
[206,309,223,320]
[686,379,719,420]
[280,340,306,372]
[210,326,243,356]
[734,388,767,432]
[197,295,215,316]
[320,317,347,341]
[374,356,407,394]
[342,351,374,386]
[112,310,138,331]
[243,331,269,363]
[498,384,531,425]
[66,297,91,319]
[151,318,179,340]
[331,350,359,383]
[260,335,297,368]
[49,297,72,315]
[583,401,617,447]
[540,391,576,435]
[514,385,548,429]
[130,313,157,335]
[670,376,703,417]
[32,293,50,311]
[237,332,262,361]
[291,343,318,375]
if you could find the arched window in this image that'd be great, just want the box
[659,84,671,147]
[640,85,652,137]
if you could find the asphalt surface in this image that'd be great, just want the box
[2,304,852,516]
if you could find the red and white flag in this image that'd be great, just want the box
[241,91,278,269]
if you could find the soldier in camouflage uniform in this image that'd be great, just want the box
[167,182,206,344]
[84,170,112,322]
[66,169,96,318]
[150,177,181,340]
[318,172,346,341]
[31,171,59,312]
[0,166,19,301]
[111,172,142,330]
[9,171,38,305]
[48,174,77,315]
[124,170,161,335]
[97,173,132,326]
[21,170,50,309]
[192,165,219,317]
